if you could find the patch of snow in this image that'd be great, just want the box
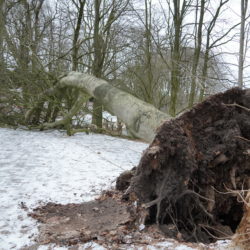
[139,224,145,231]
[0,128,147,249]
[175,246,196,250]
[72,111,118,127]
[72,113,92,126]
[212,240,236,250]
[79,242,106,250]
[102,111,117,123]
[154,241,174,247]
[38,245,68,250]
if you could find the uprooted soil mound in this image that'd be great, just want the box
[124,87,250,243]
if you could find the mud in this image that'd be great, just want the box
[29,191,134,246]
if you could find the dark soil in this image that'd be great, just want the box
[29,191,135,246]
[28,190,214,249]
[125,87,250,243]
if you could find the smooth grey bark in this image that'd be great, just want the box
[59,72,170,142]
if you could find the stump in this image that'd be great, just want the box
[122,88,250,243]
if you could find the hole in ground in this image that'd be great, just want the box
[218,198,244,232]
[144,196,244,243]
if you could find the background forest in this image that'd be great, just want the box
[0,0,249,132]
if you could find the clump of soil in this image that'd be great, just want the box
[126,87,250,243]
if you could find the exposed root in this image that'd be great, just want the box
[122,88,250,243]
[225,103,250,112]
[235,136,250,143]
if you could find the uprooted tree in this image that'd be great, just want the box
[26,72,249,244]
[124,87,250,243]
[25,72,170,142]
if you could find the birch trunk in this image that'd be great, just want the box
[59,72,170,142]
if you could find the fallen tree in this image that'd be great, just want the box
[28,83,249,247]
[26,72,170,142]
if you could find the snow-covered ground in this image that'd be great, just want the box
[0,128,233,250]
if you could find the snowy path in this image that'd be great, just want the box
[0,128,147,249]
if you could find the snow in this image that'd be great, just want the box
[0,128,146,249]
[72,110,117,127]
[0,128,235,249]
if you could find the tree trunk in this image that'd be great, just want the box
[58,72,170,142]
[92,0,104,128]
[169,1,181,117]
[188,0,205,107]
[238,0,248,88]
[72,0,85,71]
[0,0,4,65]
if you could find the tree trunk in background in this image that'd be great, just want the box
[238,0,248,88]
[0,0,4,66]
[59,72,170,142]
[92,0,103,128]
[169,0,187,117]
[31,0,44,72]
[188,0,205,107]
[72,0,85,71]
[144,0,154,105]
